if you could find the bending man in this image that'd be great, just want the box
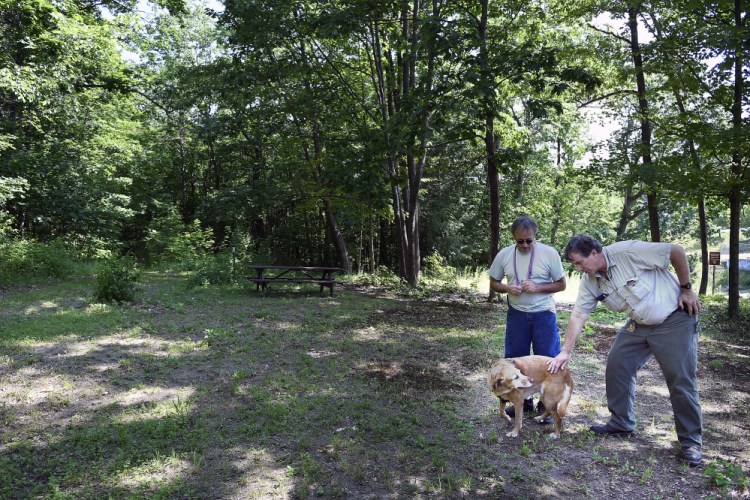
[548,234,702,467]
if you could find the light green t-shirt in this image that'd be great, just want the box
[488,241,565,313]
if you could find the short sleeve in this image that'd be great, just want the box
[572,275,599,316]
[488,250,506,281]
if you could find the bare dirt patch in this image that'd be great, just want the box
[349,291,750,499]
[362,361,464,391]
[1,279,749,498]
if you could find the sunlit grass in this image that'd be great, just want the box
[0,267,744,498]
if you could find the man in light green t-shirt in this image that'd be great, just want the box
[489,216,566,417]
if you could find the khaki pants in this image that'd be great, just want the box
[605,309,702,448]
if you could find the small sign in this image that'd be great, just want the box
[709,252,721,266]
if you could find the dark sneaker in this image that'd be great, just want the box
[505,398,534,418]
[589,422,634,437]
[680,446,702,467]
[536,401,552,424]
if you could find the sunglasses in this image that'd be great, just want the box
[516,239,535,245]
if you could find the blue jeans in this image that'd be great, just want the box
[504,305,561,358]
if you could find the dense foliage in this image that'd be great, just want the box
[1,0,747,310]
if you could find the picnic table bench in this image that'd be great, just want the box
[246,265,345,296]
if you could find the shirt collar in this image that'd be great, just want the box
[594,247,615,279]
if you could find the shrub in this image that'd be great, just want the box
[0,239,78,285]
[185,255,234,288]
[423,252,453,280]
[346,266,402,287]
[94,257,140,303]
[143,212,214,264]
[26,240,78,278]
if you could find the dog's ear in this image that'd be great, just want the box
[492,375,513,395]
[491,375,504,393]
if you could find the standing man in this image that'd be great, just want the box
[548,234,703,467]
[489,216,567,417]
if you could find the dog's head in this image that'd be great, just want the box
[488,359,533,397]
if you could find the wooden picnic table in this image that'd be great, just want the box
[246,265,345,296]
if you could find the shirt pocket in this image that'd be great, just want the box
[617,276,651,309]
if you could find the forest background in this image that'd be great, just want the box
[1,0,748,314]
[2,1,750,498]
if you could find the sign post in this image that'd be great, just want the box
[709,251,721,295]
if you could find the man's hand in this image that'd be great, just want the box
[678,289,702,316]
[521,280,538,293]
[547,351,571,373]
[670,245,701,317]
[548,310,587,374]
[507,284,523,296]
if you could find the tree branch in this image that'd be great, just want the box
[577,89,636,108]
[587,23,630,44]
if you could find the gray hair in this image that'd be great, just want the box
[510,216,539,236]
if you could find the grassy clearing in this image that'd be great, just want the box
[0,271,748,498]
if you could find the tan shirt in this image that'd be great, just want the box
[573,241,680,325]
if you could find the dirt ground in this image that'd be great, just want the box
[359,289,750,499]
[1,279,749,498]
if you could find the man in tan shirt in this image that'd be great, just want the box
[547,234,703,467]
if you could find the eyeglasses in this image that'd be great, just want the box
[516,239,534,245]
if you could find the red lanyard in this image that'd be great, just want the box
[513,245,535,285]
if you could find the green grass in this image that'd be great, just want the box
[0,269,746,498]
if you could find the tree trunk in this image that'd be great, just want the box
[698,200,708,296]
[479,0,501,301]
[674,90,709,295]
[367,0,437,286]
[368,213,375,273]
[627,6,660,242]
[291,36,352,272]
[728,0,744,317]
[389,162,409,281]
[292,62,352,269]
[615,185,647,240]
[550,139,562,246]
[323,199,352,273]
[379,216,391,268]
[487,124,500,301]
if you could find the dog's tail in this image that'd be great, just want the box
[556,384,574,417]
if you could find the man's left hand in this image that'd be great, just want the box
[678,289,701,316]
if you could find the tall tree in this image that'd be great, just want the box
[0,0,149,247]
[727,0,746,317]
[640,0,748,313]
[627,4,661,241]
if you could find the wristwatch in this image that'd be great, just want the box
[680,282,692,290]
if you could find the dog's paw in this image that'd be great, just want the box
[502,414,512,423]
[506,429,520,438]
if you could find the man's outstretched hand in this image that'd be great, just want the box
[547,351,571,373]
